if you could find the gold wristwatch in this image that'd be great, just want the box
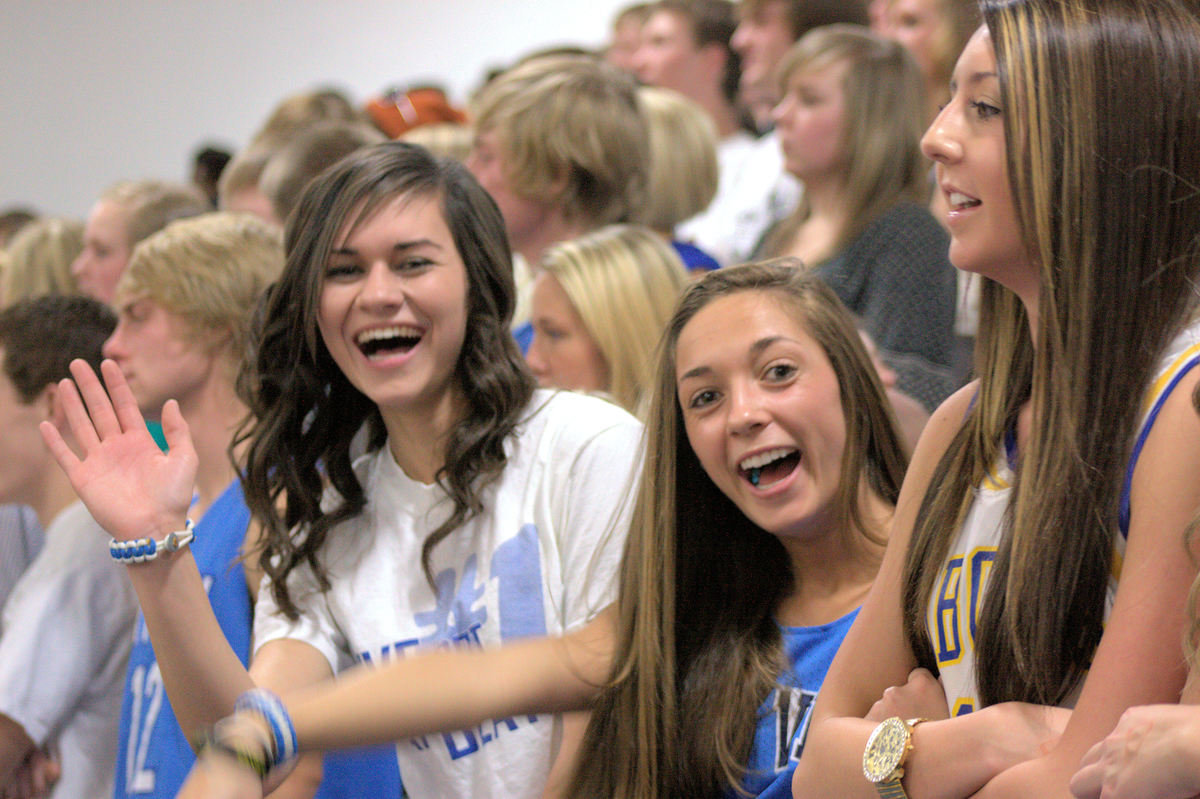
[861,716,928,798]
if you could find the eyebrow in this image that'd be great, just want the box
[676,335,790,383]
[329,238,442,256]
[950,71,999,93]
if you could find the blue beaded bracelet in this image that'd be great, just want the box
[109,520,195,564]
[235,688,298,768]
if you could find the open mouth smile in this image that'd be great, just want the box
[948,191,981,211]
[355,325,423,360]
[738,447,801,488]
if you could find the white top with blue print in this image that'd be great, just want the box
[254,389,643,799]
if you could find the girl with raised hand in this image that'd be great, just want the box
[40,141,643,799]
[153,262,909,798]
[790,1,1200,797]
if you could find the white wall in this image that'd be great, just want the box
[1,1,631,217]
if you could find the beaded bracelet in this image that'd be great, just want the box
[109,520,195,564]
[235,688,298,768]
[194,730,269,781]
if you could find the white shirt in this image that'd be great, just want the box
[256,390,644,798]
[0,501,137,799]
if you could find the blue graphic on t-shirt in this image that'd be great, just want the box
[356,524,551,763]
[494,524,548,639]
[415,554,489,645]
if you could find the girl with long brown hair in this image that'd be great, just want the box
[40,142,643,799]
[791,1,1200,796]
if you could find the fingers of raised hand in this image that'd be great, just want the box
[38,417,81,474]
[102,359,152,434]
[67,359,125,441]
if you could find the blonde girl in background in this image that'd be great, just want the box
[525,224,689,416]
[757,25,958,412]
[1,217,84,306]
[635,86,723,272]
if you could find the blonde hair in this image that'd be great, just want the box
[541,225,689,414]
[1,217,83,305]
[217,146,274,209]
[400,122,473,163]
[248,87,364,150]
[99,180,210,249]
[259,120,385,223]
[472,54,648,227]
[636,87,719,235]
[762,25,927,258]
[116,212,283,367]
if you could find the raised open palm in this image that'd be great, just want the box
[39,359,199,543]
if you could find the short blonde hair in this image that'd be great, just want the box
[472,54,648,227]
[1,217,84,306]
[248,87,365,150]
[400,122,473,163]
[636,86,719,234]
[540,224,688,414]
[259,120,385,222]
[100,180,210,249]
[117,212,283,364]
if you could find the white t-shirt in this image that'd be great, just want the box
[0,501,137,799]
[676,129,802,266]
[255,389,643,798]
[0,504,41,613]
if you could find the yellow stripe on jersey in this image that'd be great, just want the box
[1141,340,1200,417]
[982,457,1011,491]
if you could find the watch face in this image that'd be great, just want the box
[862,717,909,782]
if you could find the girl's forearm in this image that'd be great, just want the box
[124,550,256,742]
[287,632,608,752]
[795,704,1061,799]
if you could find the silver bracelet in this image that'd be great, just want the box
[109,519,195,564]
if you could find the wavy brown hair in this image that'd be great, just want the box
[903,0,1200,706]
[569,261,907,797]
[236,141,535,618]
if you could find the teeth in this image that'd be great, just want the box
[355,325,420,345]
[948,191,979,208]
[739,448,795,471]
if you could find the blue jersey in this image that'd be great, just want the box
[112,480,403,797]
[114,480,253,798]
[317,745,403,797]
[734,609,859,799]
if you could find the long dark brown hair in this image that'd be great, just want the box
[569,262,908,797]
[235,141,535,618]
[903,0,1200,706]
